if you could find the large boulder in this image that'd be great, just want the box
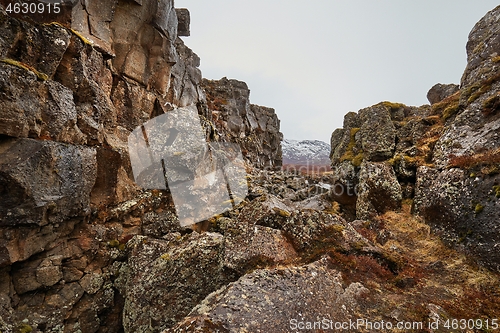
[358,103,397,161]
[414,167,500,271]
[165,257,369,333]
[121,233,237,332]
[426,83,459,105]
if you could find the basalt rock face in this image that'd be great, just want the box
[202,78,283,169]
[330,5,500,271]
[0,2,283,332]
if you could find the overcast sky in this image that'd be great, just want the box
[176,1,499,143]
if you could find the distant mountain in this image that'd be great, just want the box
[281,139,331,165]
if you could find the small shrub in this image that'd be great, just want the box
[448,148,500,173]
[431,91,460,119]
[482,93,500,116]
[474,203,484,214]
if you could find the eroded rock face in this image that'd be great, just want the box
[0,138,96,228]
[202,78,283,169]
[2,1,500,332]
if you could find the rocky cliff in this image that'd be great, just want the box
[330,6,500,271]
[0,1,283,331]
[0,1,499,333]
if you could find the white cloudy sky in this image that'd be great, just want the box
[176,1,499,143]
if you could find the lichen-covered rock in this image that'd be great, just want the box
[165,257,369,333]
[427,83,459,105]
[0,10,71,79]
[330,111,361,164]
[356,162,402,220]
[461,5,500,89]
[358,103,396,161]
[0,63,85,143]
[413,167,500,271]
[0,138,96,227]
[122,234,238,332]
[221,219,298,274]
[236,194,374,254]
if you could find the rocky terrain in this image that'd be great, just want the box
[0,1,499,332]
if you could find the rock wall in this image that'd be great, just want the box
[330,5,500,271]
[0,1,282,331]
[202,77,283,169]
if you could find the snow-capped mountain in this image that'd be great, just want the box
[281,139,331,165]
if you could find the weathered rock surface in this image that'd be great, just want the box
[121,234,236,332]
[356,162,402,220]
[427,83,459,105]
[165,258,369,333]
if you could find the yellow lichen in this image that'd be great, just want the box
[340,127,364,167]
[474,203,484,214]
[43,21,93,46]
[0,58,48,81]
[493,185,500,198]
[331,224,345,233]
[108,239,120,248]
[273,207,291,217]
[381,101,406,110]
[18,324,33,333]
